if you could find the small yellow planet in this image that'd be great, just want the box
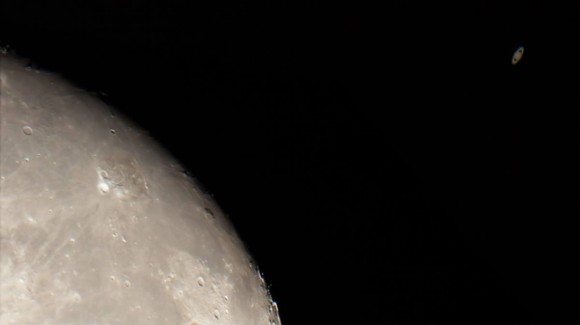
[512,46,524,65]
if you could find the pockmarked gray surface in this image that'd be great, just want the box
[0,53,281,325]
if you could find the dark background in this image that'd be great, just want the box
[1,0,577,323]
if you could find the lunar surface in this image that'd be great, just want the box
[0,53,281,325]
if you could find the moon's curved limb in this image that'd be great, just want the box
[0,52,281,325]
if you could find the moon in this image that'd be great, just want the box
[0,52,281,325]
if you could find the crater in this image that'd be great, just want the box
[95,150,149,200]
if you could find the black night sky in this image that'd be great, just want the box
[1,0,577,323]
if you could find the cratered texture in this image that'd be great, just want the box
[0,53,281,325]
